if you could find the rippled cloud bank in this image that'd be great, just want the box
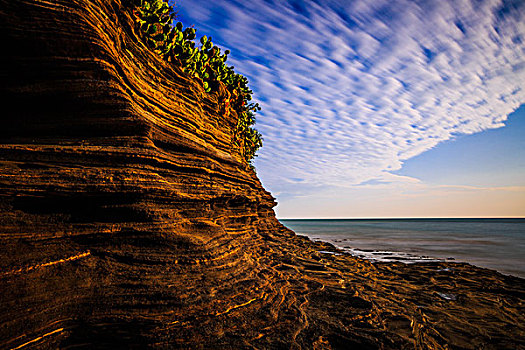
[179,0,525,197]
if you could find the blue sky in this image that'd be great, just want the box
[395,105,525,187]
[174,0,525,218]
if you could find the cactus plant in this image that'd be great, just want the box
[132,0,263,165]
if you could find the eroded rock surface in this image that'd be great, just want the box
[1,0,524,349]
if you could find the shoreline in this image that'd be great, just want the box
[281,218,525,279]
[287,232,525,348]
[302,234,525,280]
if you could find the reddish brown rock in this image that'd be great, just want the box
[1,0,524,349]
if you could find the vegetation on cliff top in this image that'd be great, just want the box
[131,0,262,165]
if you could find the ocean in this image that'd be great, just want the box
[279,218,525,279]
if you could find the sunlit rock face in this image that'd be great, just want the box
[0,0,285,346]
[1,0,524,349]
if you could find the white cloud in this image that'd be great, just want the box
[180,0,525,196]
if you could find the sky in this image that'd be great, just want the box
[174,0,525,218]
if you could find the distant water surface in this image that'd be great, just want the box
[279,218,525,279]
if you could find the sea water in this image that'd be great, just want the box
[279,218,525,279]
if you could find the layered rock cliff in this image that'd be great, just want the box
[1,0,524,349]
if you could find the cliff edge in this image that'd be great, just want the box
[1,0,524,349]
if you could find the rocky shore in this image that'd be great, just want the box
[1,0,524,348]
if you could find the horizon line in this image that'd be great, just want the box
[278,216,525,220]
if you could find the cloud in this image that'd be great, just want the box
[178,0,525,196]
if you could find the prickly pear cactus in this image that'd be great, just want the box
[132,0,262,165]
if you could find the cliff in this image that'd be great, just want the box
[1,0,524,349]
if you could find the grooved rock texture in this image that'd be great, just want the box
[1,0,524,349]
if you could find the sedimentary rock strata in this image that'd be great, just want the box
[1,0,524,348]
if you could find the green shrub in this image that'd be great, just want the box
[131,0,262,165]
